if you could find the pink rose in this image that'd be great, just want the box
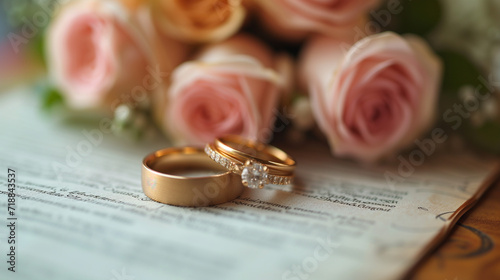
[299,32,442,162]
[253,0,381,39]
[46,0,184,111]
[157,34,290,145]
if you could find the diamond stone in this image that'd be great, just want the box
[241,162,268,189]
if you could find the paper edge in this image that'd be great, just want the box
[399,160,500,279]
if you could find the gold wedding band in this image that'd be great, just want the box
[205,136,296,189]
[142,147,244,206]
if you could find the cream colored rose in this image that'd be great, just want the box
[152,0,246,43]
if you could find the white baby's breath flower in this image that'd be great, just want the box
[114,104,132,123]
[431,0,500,71]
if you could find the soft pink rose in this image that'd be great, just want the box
[253,0,381,39]
[46,0,184,111]
[157,34,290,145]
[299,32,442,162]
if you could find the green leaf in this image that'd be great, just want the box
[436,50,485,114]
[29,32,47,67]
[434,50,500,153]
[462,120,500,154]
[41,87,64,110]
[376,0,442,36]
[438,50,483,93]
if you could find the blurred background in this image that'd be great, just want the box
[2,0,500,153]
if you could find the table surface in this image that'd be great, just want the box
[409,178,500,280]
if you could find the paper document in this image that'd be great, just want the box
[0,89,498,280]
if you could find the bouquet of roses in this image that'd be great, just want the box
[6,0,500,163]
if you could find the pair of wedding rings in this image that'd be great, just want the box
[142,136,296,207]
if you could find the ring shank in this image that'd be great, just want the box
[142,147,244,206]
[214,136,296,174]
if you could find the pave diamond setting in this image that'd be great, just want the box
[205,144,293,188]
[205,145,237,171]
[241,161,268,189]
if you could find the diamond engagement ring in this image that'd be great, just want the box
[205,136,296,189]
